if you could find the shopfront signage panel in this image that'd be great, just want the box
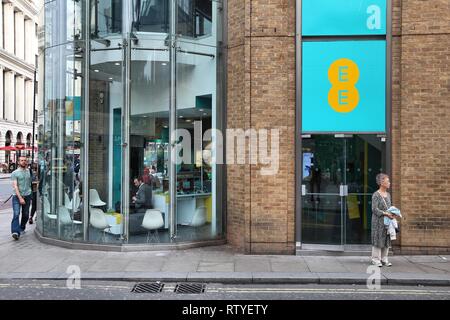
[302,40,386,133]
[302,0,387,36]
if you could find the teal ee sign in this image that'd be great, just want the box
[302,0,387,36]
[302,40,386,133]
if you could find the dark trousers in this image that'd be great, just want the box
[11,195,32,235]
[30,191,37,218]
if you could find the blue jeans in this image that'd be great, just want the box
[11,195,32,235]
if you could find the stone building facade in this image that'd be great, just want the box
[0,0,40,169]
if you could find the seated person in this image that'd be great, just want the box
[130,176,153,213]
[143,166,161,189]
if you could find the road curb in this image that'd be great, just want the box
[1,272,449,286]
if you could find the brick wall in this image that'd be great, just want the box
[227,0,450,254]
[227,0,296,254]
[395,0,450,253]
[88,80,110,202]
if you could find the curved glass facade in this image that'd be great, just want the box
[38,0,225,246]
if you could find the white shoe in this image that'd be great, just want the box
[371,259,382,267]
[382,261,392,267]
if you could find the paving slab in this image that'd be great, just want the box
[0,272,65,279]
[252,272,319,284]
[270,261,310,273]
[235,258,271,272]
[383,273,450,286]
[78,272,127,280]
[124,260,165,272]
[404,256,449,263]
[305,257,348,273]
[187,272,253,284]
[0,257,37,273]
[318,272,388,285]
[414,263,450,273]
[161,259,200,272]
[126,272,188,282]
[47,258,100,273]
[197,262,234,272]
[86,258,131,272]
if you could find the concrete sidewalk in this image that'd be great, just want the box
[0,210,449,286]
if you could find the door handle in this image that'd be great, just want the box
[340,185,349,196]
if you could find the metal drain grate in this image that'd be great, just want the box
[131,282,164,293]
[174,283,206,294]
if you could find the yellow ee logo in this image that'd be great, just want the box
[328,58,360,113]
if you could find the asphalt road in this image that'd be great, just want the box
[0,280,449,300]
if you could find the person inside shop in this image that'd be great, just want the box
[143,166,161,190]
[28,162,39,224]
[130,176,153,213]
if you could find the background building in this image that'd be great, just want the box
[0,0,40,171]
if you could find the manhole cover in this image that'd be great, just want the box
[174,283,206,294]
[131,282,164,293]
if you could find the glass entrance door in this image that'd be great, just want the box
[345,135,386,245]
[301,136,346,246]
[301,135,386,248]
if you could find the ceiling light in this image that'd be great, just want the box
[109,77,113,80]
[185,119,192,123]
[179,115,184,118]
[162,62,167,66]
[94,69,99,72]
[199,109,204,112]
[115,62,120,66]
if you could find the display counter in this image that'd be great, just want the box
[153,192,212,228]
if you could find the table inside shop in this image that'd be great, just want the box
[153,193,212,227]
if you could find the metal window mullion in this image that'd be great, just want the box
[121,36,131,243]
[295,0,302,250]
[82,0,91,241]
[169,0,177,241]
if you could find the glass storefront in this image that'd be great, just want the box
[38,0,225,246]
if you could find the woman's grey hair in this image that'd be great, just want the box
[376,173,389,186]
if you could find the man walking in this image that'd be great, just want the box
[11,156,32,240]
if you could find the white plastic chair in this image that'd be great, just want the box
[64,193,72,210]
[190,206,207,227]
[141,209,164,243]
[43,196,57,227]
[187,206,207,239]
[58,206,82,238]
[73,188,81,213]
[89,207,111,242]
[89,189,106,206]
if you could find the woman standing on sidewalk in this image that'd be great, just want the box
[371,173,395,267]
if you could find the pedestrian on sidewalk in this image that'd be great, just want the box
[371,173,396,267]
[10,156,32,240]
[28,162,39,224]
